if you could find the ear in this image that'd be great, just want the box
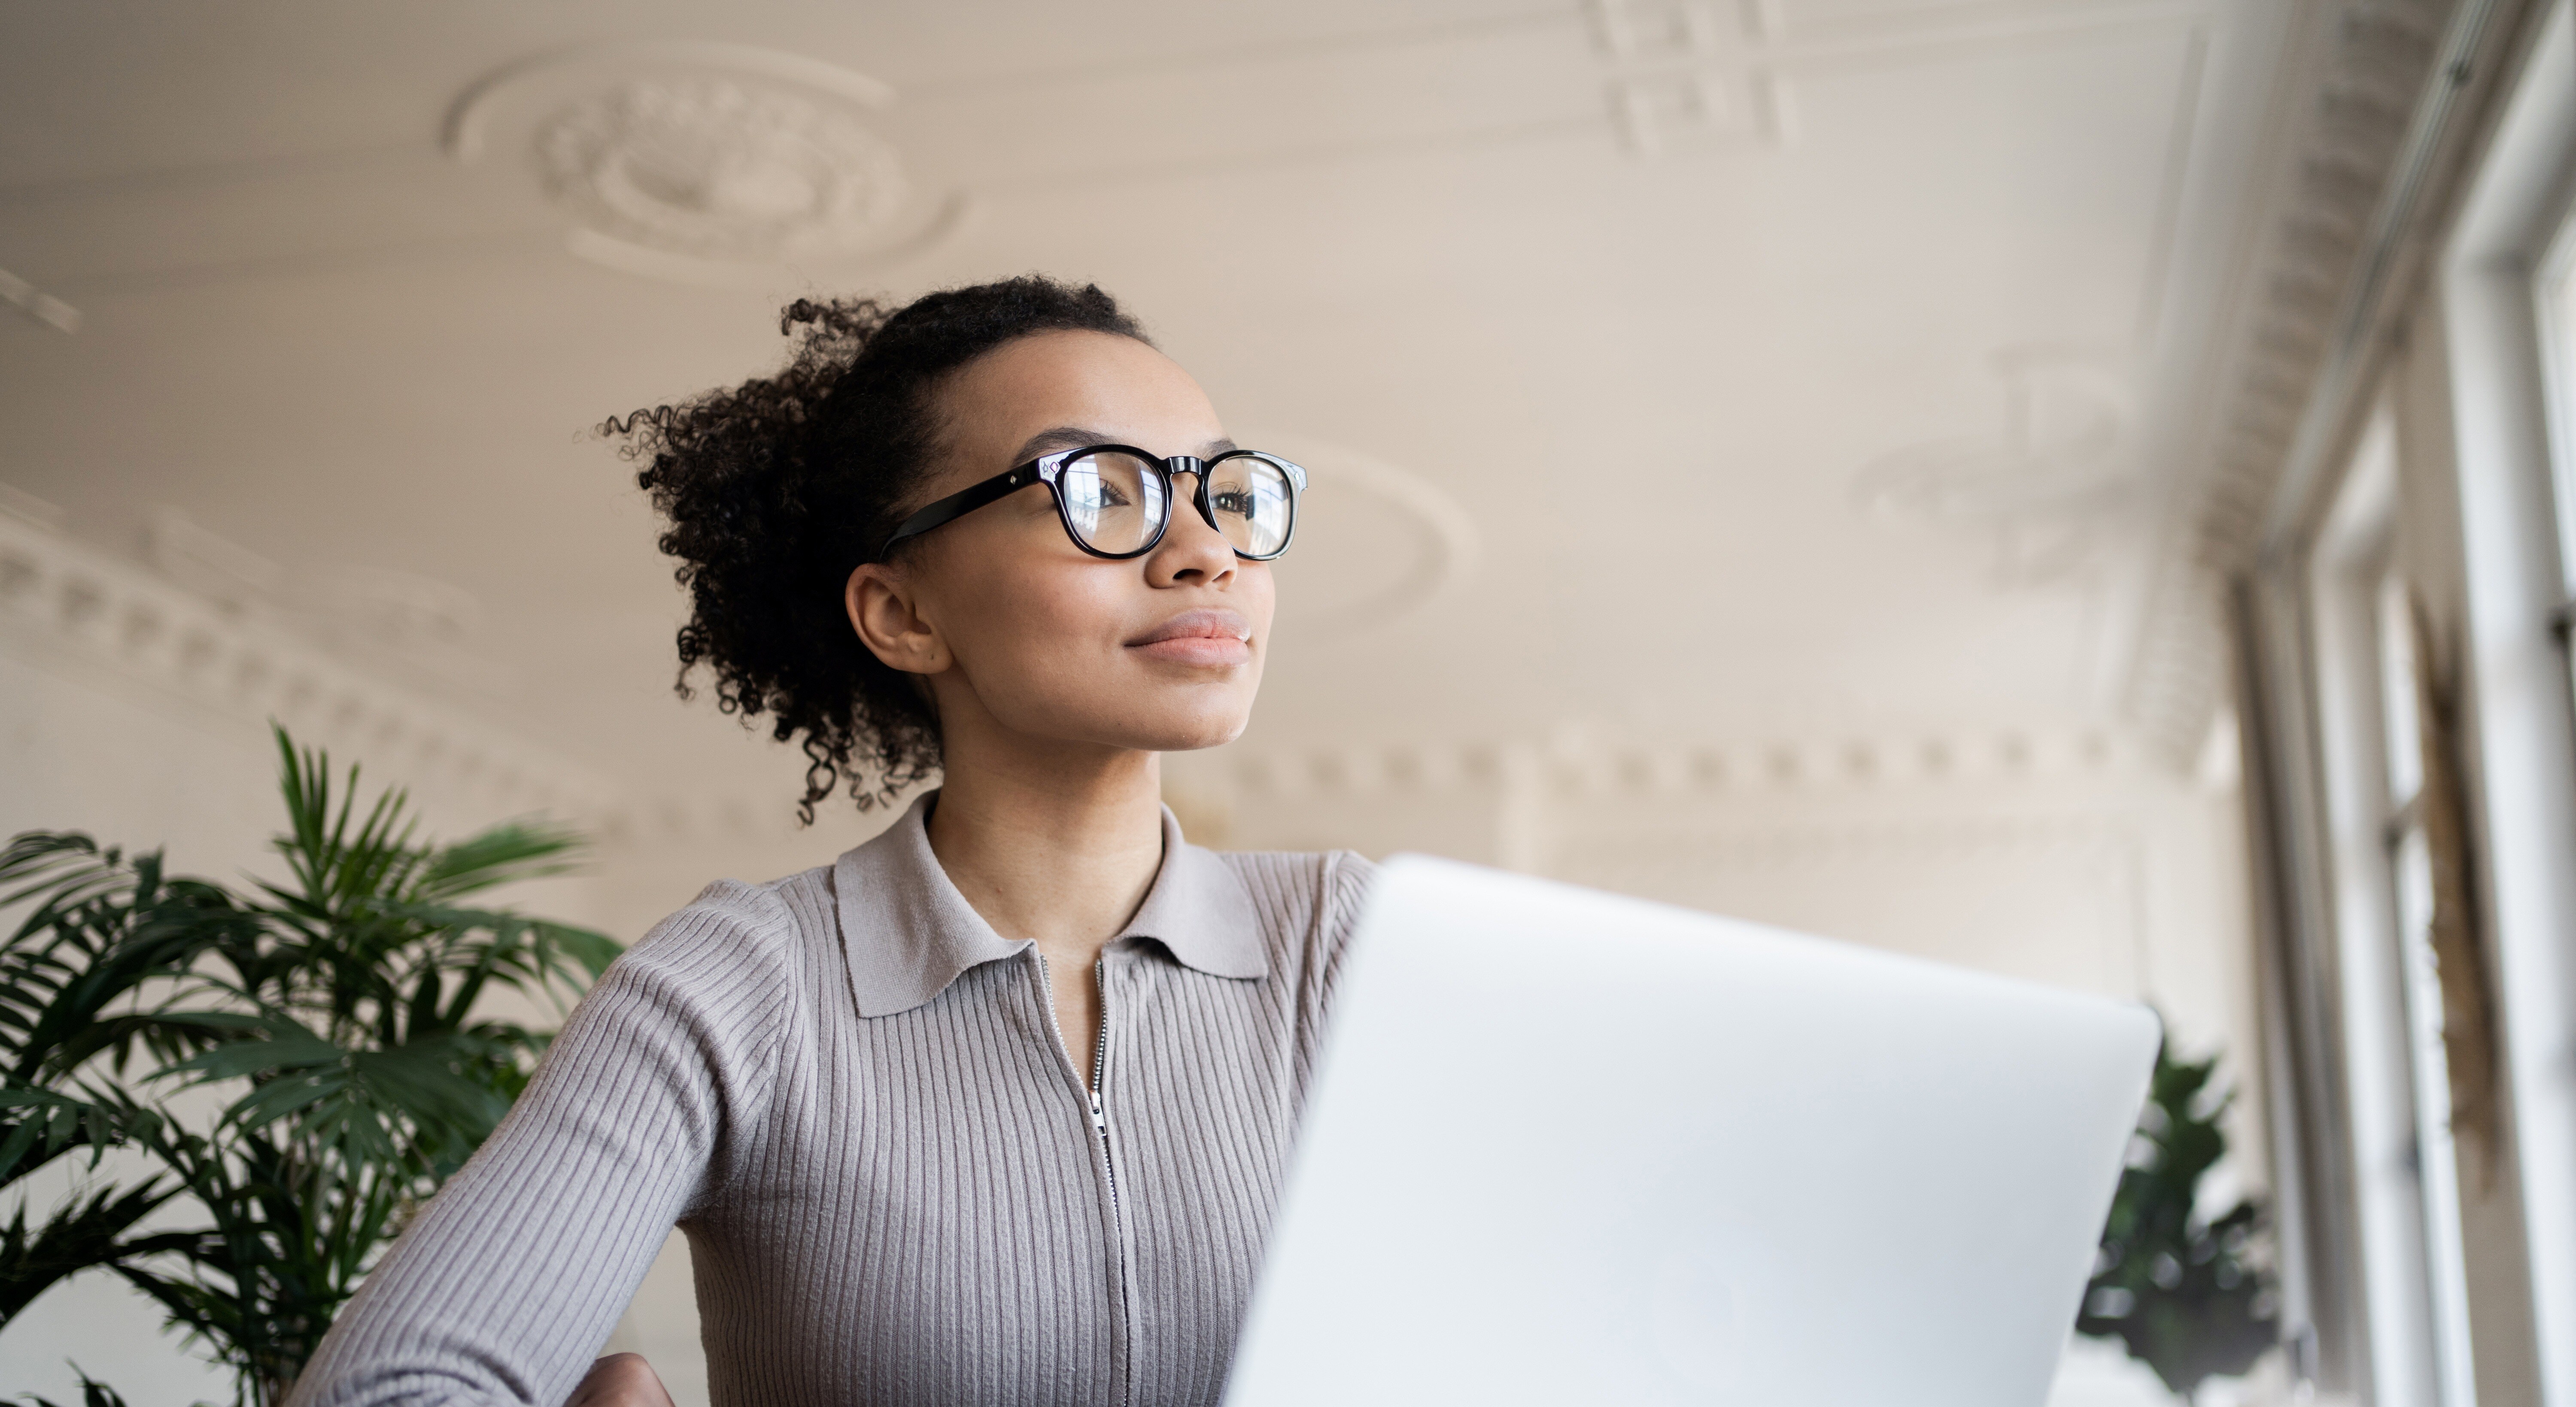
[847,562,951,676]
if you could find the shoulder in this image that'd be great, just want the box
[1213,848,1376,964]
[547,866,840,1111]
[589,865,837,1032]
[1220,845,1376,883]
[620,869,812,975]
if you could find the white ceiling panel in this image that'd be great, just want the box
[0,0,2299,799]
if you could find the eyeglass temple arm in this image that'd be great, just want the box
[872,462,1048,561]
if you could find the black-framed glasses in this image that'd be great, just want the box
[874,444,1308,563]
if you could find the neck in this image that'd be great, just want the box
[924,725,1167,970]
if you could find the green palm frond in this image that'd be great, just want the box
[0,1175,191,1323]
[413,821,589,902]
[0,724,618,1406]
[10,1362,181,1407]
[0,837,130,942]
[0,1082,189,1326]
[0,1083,161,1183]
[2077,1037,2279,1396]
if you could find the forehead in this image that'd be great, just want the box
[941,331,1219,446]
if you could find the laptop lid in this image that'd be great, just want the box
[1225,855,2159,1407]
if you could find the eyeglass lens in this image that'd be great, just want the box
[1207,455,1294,557]
[1058,451,1169,555]
[1058,450,1295,558]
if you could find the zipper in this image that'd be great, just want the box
[1038,951,1133,1406]
[1090,958,1122,1223]
[1091,958,1131,1407]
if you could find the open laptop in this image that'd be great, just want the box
[1224,855,2159,1407]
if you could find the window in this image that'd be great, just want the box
[2243,7,2576,1401]
[2428,2,2576,1395]
[2308,404,2476,1407]
[2540,203,2576,735]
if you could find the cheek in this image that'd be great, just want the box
[949,558,1131,687]
[1239,565,1278,635]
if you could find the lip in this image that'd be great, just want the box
[1128,607,1253,666]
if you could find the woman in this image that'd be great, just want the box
[287,277,1372,1407]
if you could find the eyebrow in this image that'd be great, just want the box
[1008,427,1239,464]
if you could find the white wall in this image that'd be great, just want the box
[1,515,2268,1405]
[1170,722,2261,1080]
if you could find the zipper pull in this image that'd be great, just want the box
[1089,1089,1109,1136]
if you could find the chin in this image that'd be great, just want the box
[1046,670,1255,752]
[1105,699,1255,753]
[1135,715,1251,753]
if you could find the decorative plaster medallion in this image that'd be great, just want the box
[1234,431,1479,636]
[1854,352,2136,589]
[533,77,909,262]
[446,43,965,285]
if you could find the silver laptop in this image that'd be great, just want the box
[1225,855,2159,1407]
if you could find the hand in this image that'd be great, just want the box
[565,1353,677,1407]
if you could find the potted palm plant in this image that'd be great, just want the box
[0,728,617,1406]
[2076,1038,2280,1401]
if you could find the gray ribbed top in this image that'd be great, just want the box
[286,793,1373,1407]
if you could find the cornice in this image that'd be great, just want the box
[0,511,617,823]
[0,512,2208,864]
[2126,0,2542,759]
[1173,722,2162,803]
[1552,810,2132,876]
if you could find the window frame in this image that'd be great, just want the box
[2536,203,2576,713]
[2306,403,2479,1407]
[2238,7,2576,1403]
[2427,3,2576,1400]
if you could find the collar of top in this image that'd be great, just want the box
[832,790,1268,1018]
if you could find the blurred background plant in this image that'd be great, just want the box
[2078,1036,2280,1400]
[0,728,616,1407]
[14,1367,167,1407]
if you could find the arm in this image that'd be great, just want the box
[286,886,793,1407]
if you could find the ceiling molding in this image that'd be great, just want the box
[0,511,615,822]
[1585,0,2216,155]
[1552,811,2130,876]
[0,507,890,856]
[582,722,2190,858]
[2122,0,2511,761]
[10,487,2169,853]
[1170,722,2154,804]
[5,6,2237,292]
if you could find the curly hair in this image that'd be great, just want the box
[607,276,1150,823]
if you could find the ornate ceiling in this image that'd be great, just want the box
[0,0,2382,813]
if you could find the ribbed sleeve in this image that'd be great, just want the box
[283,840,1371,1407]
[287,883,798,1407]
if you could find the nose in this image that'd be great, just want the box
[1145,471,1238,588]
